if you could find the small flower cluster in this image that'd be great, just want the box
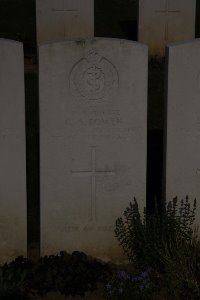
[105,268,151,299]
[132,269,151,291]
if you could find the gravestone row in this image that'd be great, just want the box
[1,36,200,263]
[36,0,196,57]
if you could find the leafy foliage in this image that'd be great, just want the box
[158,228,200,299]
[0,251,111,299]
[115,196,197,271]
[27,251,110,297]
[115,196,200,299]
[0,256,31,300]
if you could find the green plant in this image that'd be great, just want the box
[28,251,110,297]
[0,251,111,299]
[0,257,30,300]
[115,196,196,270]
[115,196,200,299]
[159,228,200,299]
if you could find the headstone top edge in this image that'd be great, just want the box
[0,38,23,47]
[38,37,148,51]
[167,38,200,50]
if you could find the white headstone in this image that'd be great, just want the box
[36,0,94,43]
[138,0,196,57]
[39,38,147,262]
[164,39,200,227]
[0,39,26,263]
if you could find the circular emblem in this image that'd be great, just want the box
[70,49,119,100]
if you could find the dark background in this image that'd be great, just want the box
[0,0,199,259]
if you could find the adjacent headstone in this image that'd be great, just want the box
[0,39,26,263]
[39,38,147,262]
[36,0,94,43]
[164,39,200,227]
[138,0,196,56]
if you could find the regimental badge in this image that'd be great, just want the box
[69,48,119,101]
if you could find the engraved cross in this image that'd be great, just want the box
[71,147,115,222]
[155,0,181,41]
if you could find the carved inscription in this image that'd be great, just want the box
[0,130,20,139]
[61,224,115,232]
[196,168,200,176]
[197,72,200,90]
[70,48,119,100]
[64,108,137,139]
[194,114,200,134]
[65,109,123,127]
[61,225,80,233]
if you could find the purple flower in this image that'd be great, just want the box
[131,269,151,291]
[139,281,150,291]
[117,270,131,280]
[106,283,112,290]
[131,275,141,282]
[140,271,149,279]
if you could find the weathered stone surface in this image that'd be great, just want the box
[0,39,26,263]
[36,0,94,43]
[39,38,147,262]
[164,39,200,226]
[138,0,196,57]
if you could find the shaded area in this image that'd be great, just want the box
[95,0,138,39]
[119,20,138,40]
[196,0,200,38]
[0,252,111,299]
[146,130,163,214]
[25,72,40,260]
[146,58,165,213]
[0,0,36,54]
[148,59,165,131]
